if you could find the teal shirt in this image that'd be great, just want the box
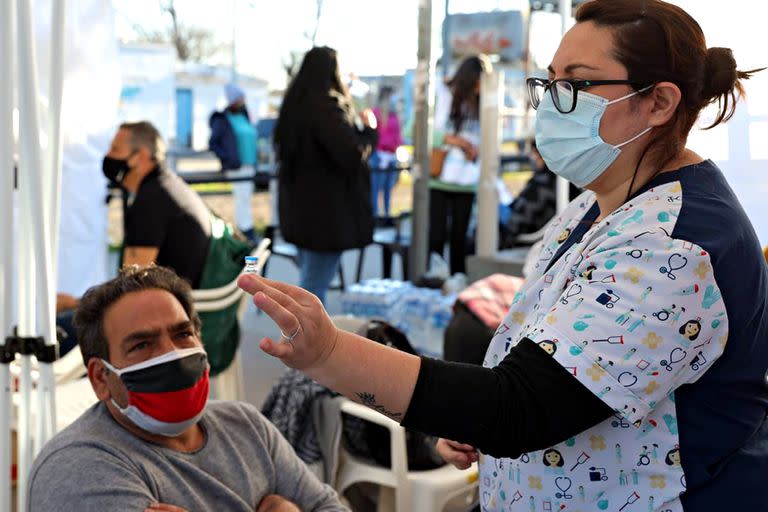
[225,112,257,166]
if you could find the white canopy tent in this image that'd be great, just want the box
[1,0,63,509]
[1,1,118,510]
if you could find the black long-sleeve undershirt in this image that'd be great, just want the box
[401,338,614,459]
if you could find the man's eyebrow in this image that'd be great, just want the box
[168,320,193,333]
[122,328,161,346]
[547,63,601,75]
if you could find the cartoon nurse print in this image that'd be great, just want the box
[480,182,727,511]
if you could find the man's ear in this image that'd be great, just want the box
[87,358,111,402]
[130,146,153,173]
[647,81,682,128]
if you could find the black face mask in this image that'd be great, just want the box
[102,151,136,184]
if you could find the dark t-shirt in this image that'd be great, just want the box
[124,167,211,287]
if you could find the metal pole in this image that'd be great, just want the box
[408,0,435,282]
[441,0,451,77]
[556,0,572,213]
[38,0,67,448]
[0,0,16,508]
[17,0,59,501]
[476,70,504,257]
[47,0,65,280]
[231,0,237,82]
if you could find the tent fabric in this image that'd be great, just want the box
[32,0,121,296]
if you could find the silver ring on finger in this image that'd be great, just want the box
[279,324,301,342]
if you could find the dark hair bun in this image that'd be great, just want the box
[703,47,738,100]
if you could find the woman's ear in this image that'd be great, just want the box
[647,81,682,127]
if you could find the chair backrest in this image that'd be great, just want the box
[338,398,411,507]
[194,243,269,399]
[53,345,87,384]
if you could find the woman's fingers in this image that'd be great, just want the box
[445,439,476,452]
[253,292,301,337]
[259,337,295,359]
[253,280,299,311]
[239,274,311,303]
[452,456,473,470]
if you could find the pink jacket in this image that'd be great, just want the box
[373,107,402,153]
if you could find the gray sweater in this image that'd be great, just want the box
[28,400,348,511]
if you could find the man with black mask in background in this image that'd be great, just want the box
[102,121,211,288]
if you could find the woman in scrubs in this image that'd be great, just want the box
[240,1,767,509]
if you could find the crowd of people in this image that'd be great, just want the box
[26,0,768,511]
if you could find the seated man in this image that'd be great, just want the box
[498,141,580,248]
[104,120,211,288]
[28,265,346,512]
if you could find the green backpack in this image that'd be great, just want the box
[197,213,252,376]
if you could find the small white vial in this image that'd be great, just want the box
[244,256,259,274]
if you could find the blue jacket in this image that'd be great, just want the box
[209,108,251,170]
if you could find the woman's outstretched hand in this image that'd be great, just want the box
[237,274,340,372]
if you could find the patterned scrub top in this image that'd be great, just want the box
[479,161,768,511]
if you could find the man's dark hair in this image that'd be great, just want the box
[74,265,201,366]
[119,121,166,163]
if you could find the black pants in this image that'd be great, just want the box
[429,188,474,275]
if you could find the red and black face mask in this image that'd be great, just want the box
[102,347,209,437]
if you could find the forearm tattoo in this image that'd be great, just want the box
[355,392,403,421]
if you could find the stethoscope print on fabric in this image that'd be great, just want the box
[618,371,638,387]
[659,253,688,280]
[555,476,574,500]
[660,347,687,371]
[560,283,583,305]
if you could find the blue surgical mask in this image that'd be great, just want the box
[535,87,652,188]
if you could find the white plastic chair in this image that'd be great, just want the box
[336,399,479,512]
[192,240,270,402]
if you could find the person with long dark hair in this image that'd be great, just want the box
[243,1,768,509]
[429,55,491,275]
[273,46,377,304]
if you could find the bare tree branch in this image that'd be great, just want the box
[131,0,225,62]
[285,0,325,80]
[309,0,324,46]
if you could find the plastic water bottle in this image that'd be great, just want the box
[244,256,259,274]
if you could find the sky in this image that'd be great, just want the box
[108,0,768,241]
[112,0,530,87]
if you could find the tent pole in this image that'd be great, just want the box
[555,0,572,213]
[0,0,18,508]
[17,0,59,505]
[39,0,67,446]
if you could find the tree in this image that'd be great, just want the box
[133,0,226,63]
[282,0,325,79]
[305,0,324,47]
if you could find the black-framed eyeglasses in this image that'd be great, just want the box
[526,77,650,114]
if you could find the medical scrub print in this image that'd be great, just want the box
[480,182,727,512]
